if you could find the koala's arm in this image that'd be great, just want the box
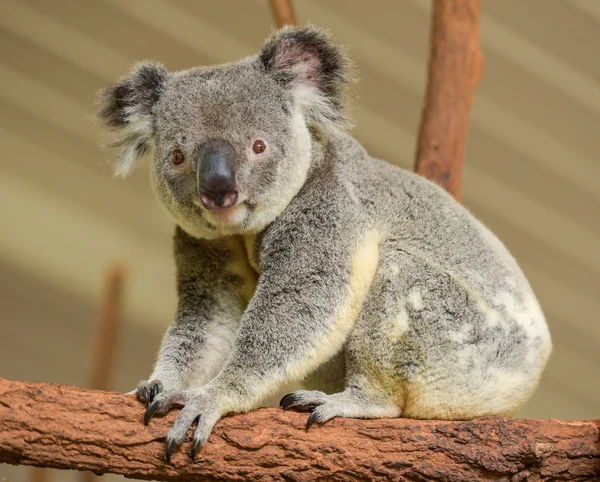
[205,203,377,412]
[143,227,253,393]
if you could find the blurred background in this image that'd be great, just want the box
[1,0,599,480]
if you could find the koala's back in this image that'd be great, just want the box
[299,132,552,418]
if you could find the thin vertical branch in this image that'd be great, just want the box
[89,261,125,390]
[31,467,49,482]
[269,0,297,28]
[82,261,125,482]
[414,0,484,201]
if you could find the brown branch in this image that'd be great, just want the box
[0,378,598,481]
[414,0,484,201]
[81,262,125,482]
[31,467,49,482]
[89,261,125,390]
[269,0,297,28]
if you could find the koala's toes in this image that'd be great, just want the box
[136,380,164,407]
[305,404,338,430]
[280,390,328,412]
[166,403,213,463]
[144,390,186,425]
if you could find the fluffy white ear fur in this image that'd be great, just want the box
[110,111,153,177]
[259,25,355,133]
[96,61,167,177]
[291,84,343,134]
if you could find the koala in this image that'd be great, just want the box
[96,25,552,462]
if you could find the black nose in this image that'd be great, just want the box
[196,139,238,210]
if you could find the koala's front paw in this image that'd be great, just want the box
[144,387,221,463]
[136,379,164,407]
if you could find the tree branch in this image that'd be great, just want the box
[0,378,598,481]
[269,0,297,29]
[415,0,484,201]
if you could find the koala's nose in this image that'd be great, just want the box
[196,139,238,210]
[199,185,238,210]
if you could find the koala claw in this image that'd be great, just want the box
[279,390,328,412]
[136,380,163,407]
[144,399,161,425]
[279,393,296,410]
[165,438,177,464]
[306,411,319,430]
[191,438,201,462]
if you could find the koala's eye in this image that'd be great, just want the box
[171,149,185,166]
[252,139,266,155]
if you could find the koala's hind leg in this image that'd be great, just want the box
[280,262,411,427]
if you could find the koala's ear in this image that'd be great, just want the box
[259,24,355,132]
[96,61,168,177]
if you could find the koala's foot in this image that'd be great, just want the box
[143,387,221,463]
[280,390,328,411]
[136,380,165,407]
[281,388,400,429]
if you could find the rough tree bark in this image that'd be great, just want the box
[414,0,484,201]
[0,378,598,481]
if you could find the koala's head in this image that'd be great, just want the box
[96,25,353,239]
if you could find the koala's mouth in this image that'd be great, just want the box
[193,199,248,226]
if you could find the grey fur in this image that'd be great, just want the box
[96,25,551,458]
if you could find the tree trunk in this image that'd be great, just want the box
[0,378,598,481]
[414,0,484,201]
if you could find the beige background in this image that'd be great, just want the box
[1,0,599,480]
